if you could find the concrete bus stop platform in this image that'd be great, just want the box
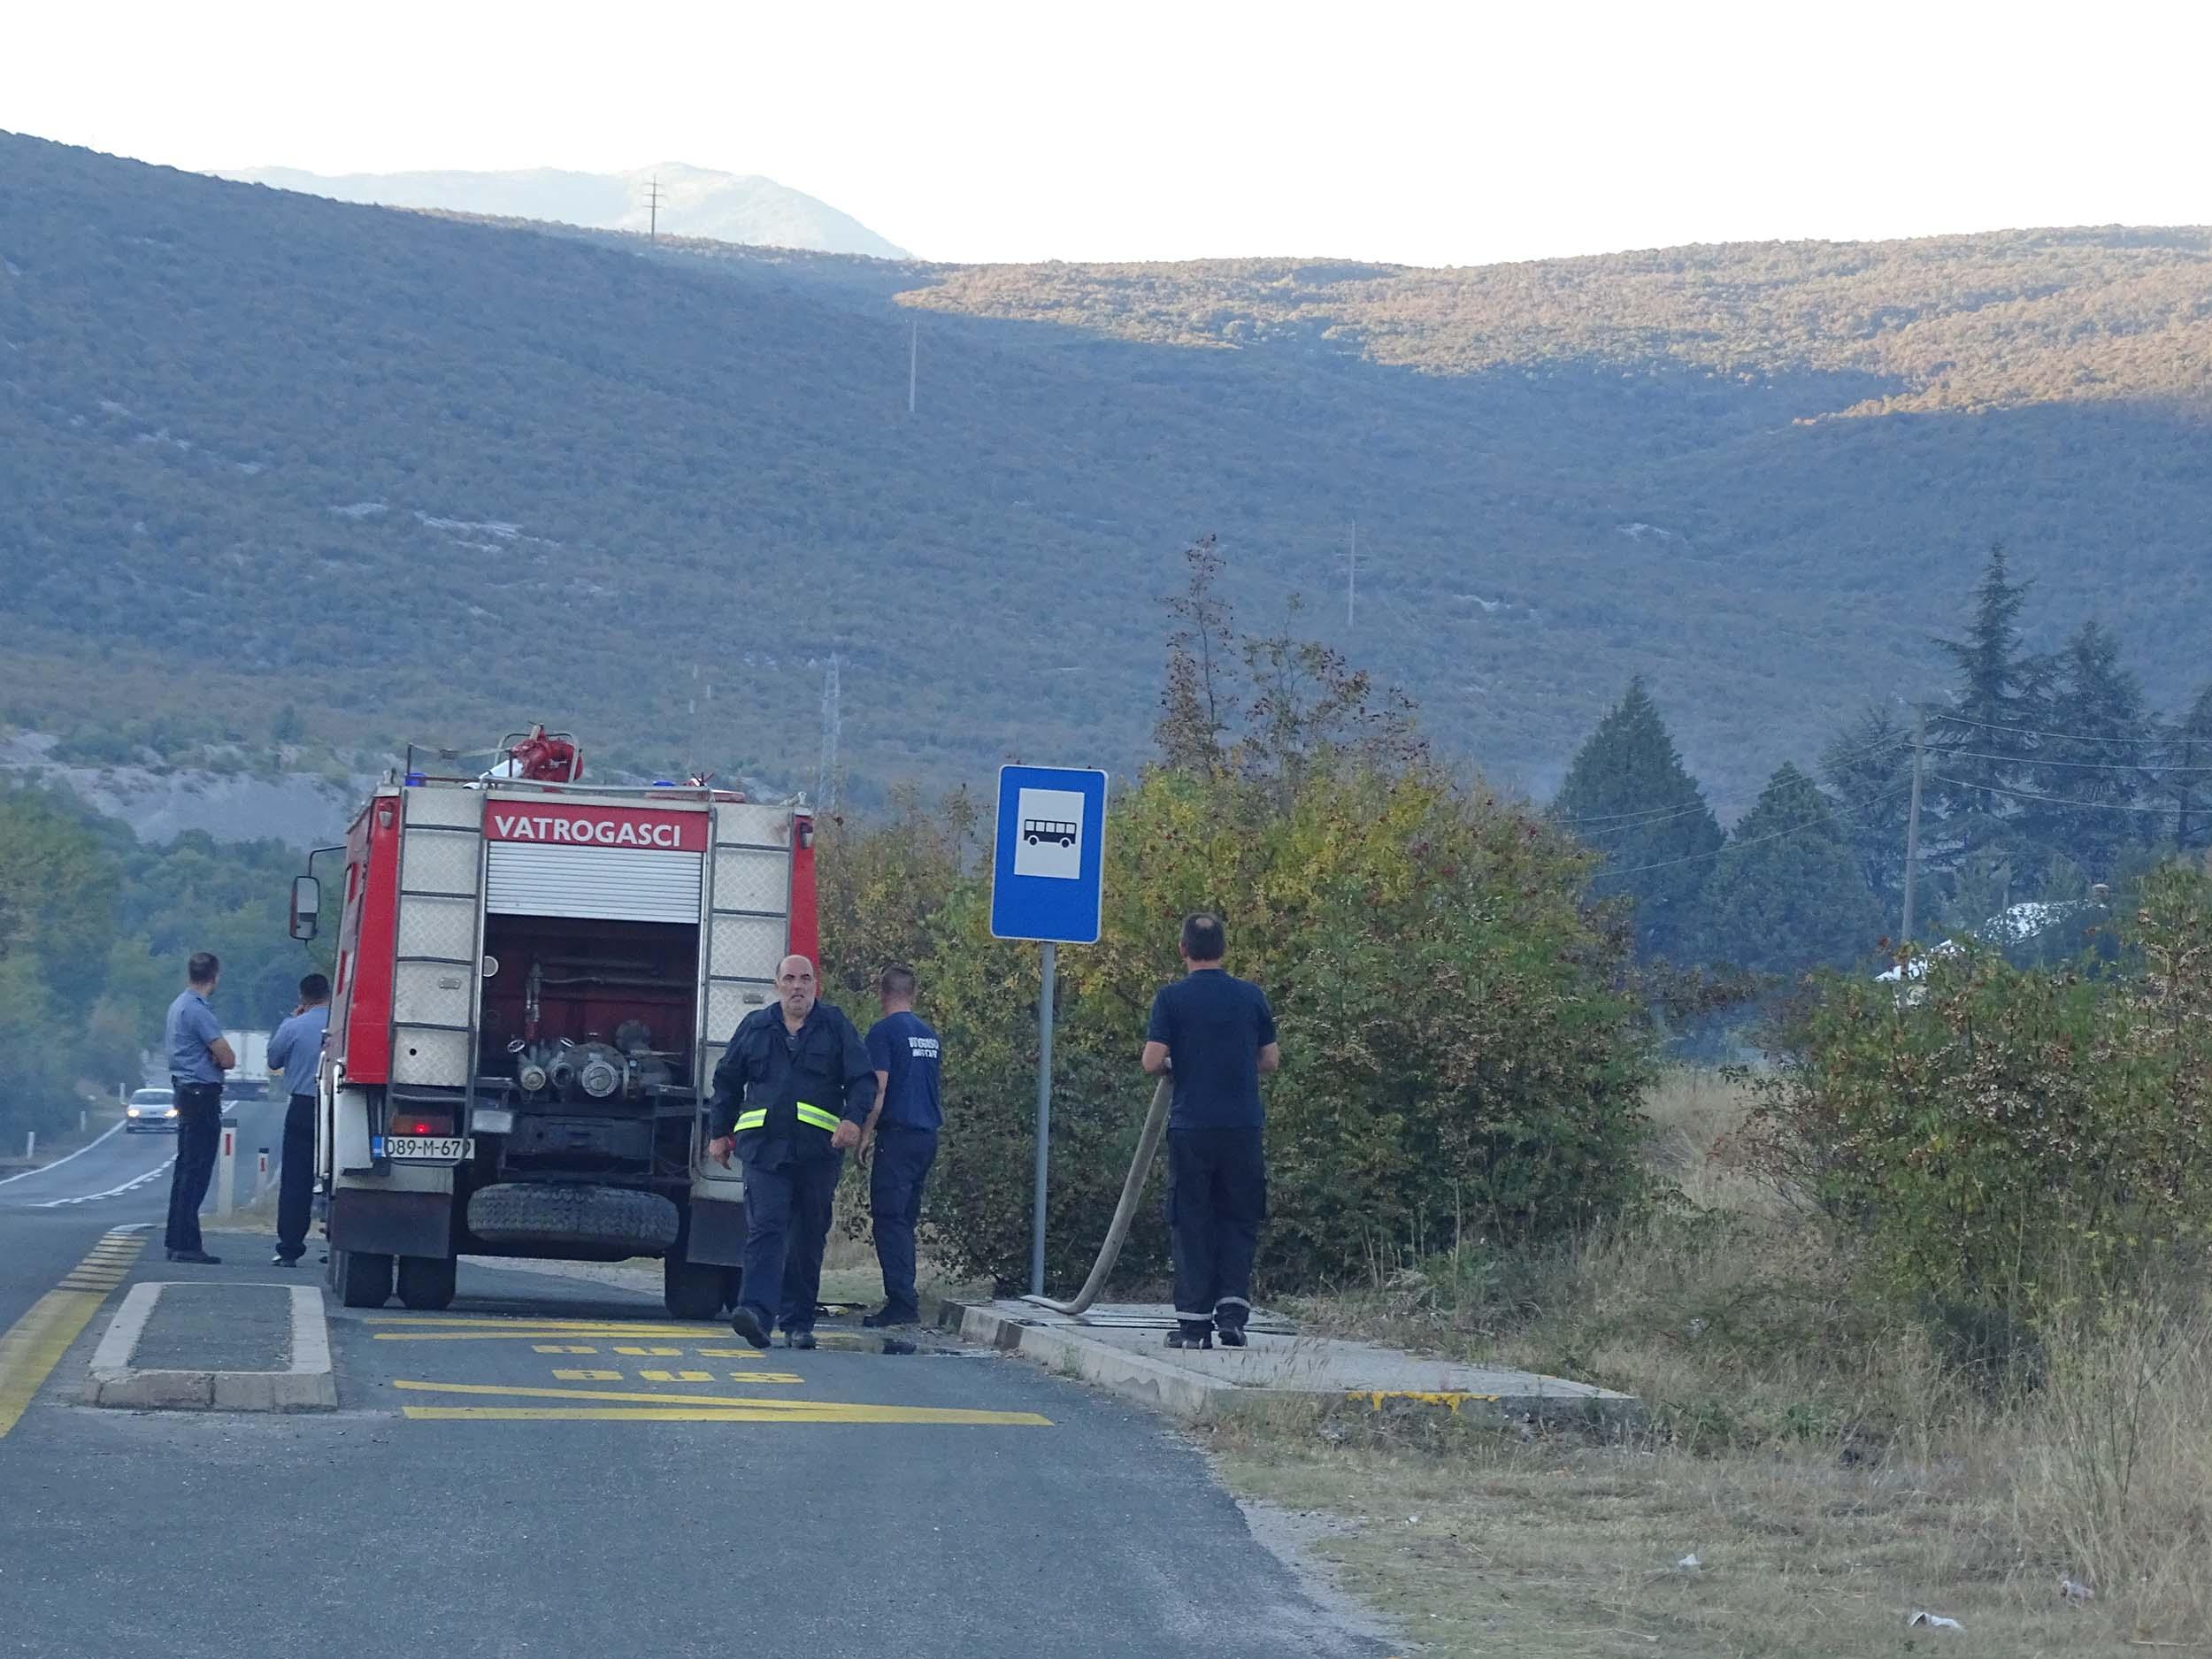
[81,1280,334,1412]
[943,1300,1639,1427]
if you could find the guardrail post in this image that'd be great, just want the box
[256,1147,270,1202]
[23,1132,34,1163]
[217,1121,237,1220]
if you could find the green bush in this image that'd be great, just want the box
[1744,864,2212,1322]
[905,761,1655,1294]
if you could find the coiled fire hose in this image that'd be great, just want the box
[1022,1074,1172,1317]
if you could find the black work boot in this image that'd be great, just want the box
[1217,1325,1249,1348]
[1165,1324,1213,1350]
[728,1307,772,1349]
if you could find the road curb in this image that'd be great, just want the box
[941,1301,1644,1429]
[83,1282,337,1412]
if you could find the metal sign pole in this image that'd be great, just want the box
[1031,940,1056,1297]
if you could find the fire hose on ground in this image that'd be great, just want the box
[1020,1075,1172,1317]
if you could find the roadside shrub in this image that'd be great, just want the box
[918,763,1655,1294]
[1743,864,2212,1324]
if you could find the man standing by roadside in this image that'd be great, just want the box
[1141,913,1279,1350]
[707,955,876,1350]
[859,964,942,1329]
[163,952,235,1265]
[265,972,329,1268]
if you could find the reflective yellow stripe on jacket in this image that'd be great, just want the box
[734,1102,842,1134]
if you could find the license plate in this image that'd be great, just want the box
[374,1135,474,1163]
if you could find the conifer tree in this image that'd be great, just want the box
[1699,764,1884,975]
[1927,542,2052,908]
[2162,681,2212,853]
[1553,680,1723,961]
[2034,619,2154,879]
[1819,704,1913,910]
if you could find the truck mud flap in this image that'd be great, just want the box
[683,1196,748,1267]
[330,1188,453,1260]
[466,1184,680,1255]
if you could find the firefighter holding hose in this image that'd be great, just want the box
[707,954,876,1350]
[1141,912,1279,1349]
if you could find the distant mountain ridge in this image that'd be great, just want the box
[216,160,909,258]
[6,131,2211,812]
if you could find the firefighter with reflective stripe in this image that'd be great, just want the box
[708,954,875,1350]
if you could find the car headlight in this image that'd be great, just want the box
[165,1108,178,1118]
[127,1107,140,1117]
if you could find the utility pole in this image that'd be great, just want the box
[645,175,664,241]
[908,319,918,417]
[816,655,841,813]
[1346,518,1357,630]
[1901,710,1925,945]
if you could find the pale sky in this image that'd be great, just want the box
[4,0,2206,266]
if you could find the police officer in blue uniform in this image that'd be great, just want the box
[708,954,876,1350]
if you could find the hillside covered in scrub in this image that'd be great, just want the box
[4,130,2209,804]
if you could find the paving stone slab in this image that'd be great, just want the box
[949,1298,1640,1427]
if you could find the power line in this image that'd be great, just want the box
[1597,782,1915,877]
[1926,775,2180,814]
[1939,748,2205,773]
[1930,712,2175,747]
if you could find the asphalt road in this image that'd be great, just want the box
[0,1092,292,1335]
[0,1194,1385,1657]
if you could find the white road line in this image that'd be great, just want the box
[34,1157,176,1208]
[0,1118,126,1186]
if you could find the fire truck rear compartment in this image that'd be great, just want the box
[476,913,700,1181]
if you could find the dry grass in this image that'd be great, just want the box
[1217,1069,2212,1656]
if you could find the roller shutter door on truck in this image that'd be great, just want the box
[482,803,706,924]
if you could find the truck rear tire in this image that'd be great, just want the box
[396,1254,458,1312]
[663,1256,725,1321]
[333,1248,394,1310]
[466,1183,681,1256]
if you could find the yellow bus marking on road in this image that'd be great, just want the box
[403,1405,1048,1425]
[553,1369,623,1381]
[0,1230,147,1439]
[373,1333,621,1344]
[369,1318,728,1335]
[638,1370,715,1383]
[612,1345,683,1356]
[391,1379,1048,1425]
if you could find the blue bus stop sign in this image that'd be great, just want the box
[991,765,1109,944]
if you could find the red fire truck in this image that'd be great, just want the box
[288,728,815,1318]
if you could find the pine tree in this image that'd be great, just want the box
[1819,704,1913,912]
[2160,681,2212,853]
[1552,680,1724,962]
[1927,542,2052,908]
[2034,619,2154,879]
[1699,764,1884,975]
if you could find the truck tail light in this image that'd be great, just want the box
[393,1110,455,1137]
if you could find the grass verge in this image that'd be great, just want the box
[1204,1071,2212,1657]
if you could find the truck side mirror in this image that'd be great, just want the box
[289,875,322,941]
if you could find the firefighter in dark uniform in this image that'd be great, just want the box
[1141,912,1280,1349]
[708,953,875,1350]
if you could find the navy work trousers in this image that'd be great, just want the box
[738,1153,844,1334]
[869,1126,938,1319]
[276,1093,317,1261]
[1165,1127,1266,1334]
[164,1079,224,1255]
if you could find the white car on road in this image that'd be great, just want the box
[124,1087,179,1133]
